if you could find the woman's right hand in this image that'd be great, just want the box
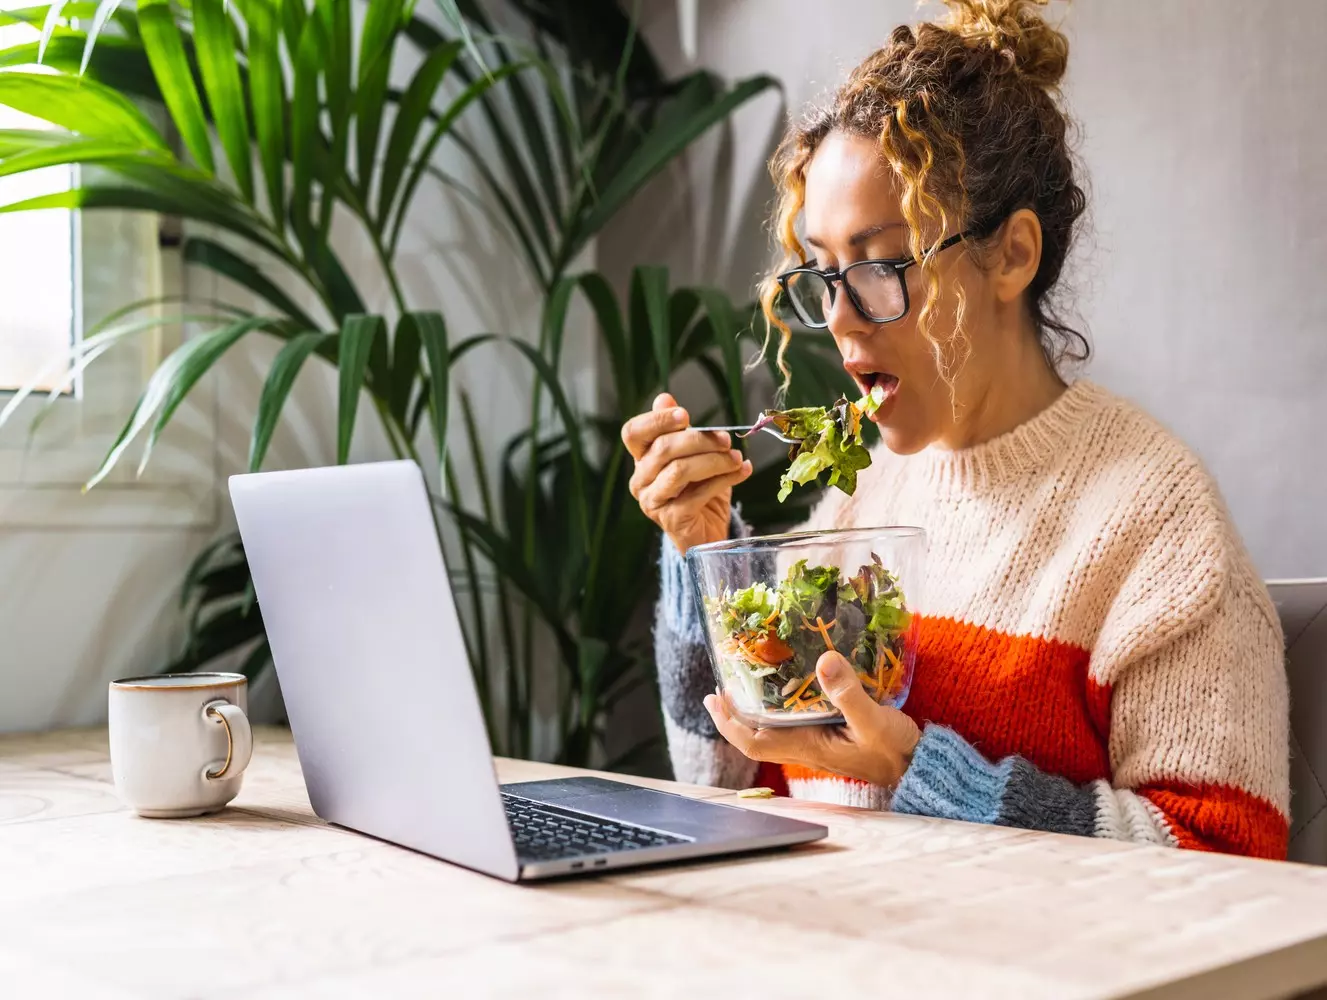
[622,392,753,554]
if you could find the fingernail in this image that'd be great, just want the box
[819,656,847,684]
[671,408,686,423]
[742,459,753,472]
[703,694,718,714]
[730,448,743,462]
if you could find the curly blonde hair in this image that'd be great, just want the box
[758,0,1087,390]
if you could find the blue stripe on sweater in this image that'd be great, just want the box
[890,724,1013,825]
[655,508,750,738]
[657,507,750,645]
[659,533,705,645]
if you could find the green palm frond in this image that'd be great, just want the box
[0,0,831,772]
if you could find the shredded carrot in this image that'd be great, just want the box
[869,647,887,698]
[782,673,819,708]
[734,636,765,662]
[763,609,781,627]
[883,646,901,670]
[799,616,837,652]
[791,696,829,713]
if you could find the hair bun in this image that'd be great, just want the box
[942,0,1069,89]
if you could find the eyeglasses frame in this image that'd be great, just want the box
[775,231,973,329]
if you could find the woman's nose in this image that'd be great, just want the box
[825,284,868,338]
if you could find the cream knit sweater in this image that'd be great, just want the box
[653,380,1291,857]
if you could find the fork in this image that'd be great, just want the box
[689,422,801,445]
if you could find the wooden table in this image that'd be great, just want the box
[3,729,1327,1000]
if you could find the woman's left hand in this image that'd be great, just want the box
[704,650,922,789]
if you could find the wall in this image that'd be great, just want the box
[604,0,1327,580]
[0,208,226,731]
[0,5,580,732]
[6,0,1322,733]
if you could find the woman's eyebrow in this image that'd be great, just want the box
[804,222,907,251]
[847,222,906,246]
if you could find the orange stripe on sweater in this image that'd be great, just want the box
[903,615,1109,783]
[778,614,1109,788]
[781,763,867,785]
[1142,782,1289,860]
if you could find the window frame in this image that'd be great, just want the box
[0,209,223,530]
[0,12,221,530]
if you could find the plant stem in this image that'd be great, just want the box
[338,184,408,320]
[372,396,410,461]
[378,239,408,319]
[460,391,520,756]
[580,445,625,620]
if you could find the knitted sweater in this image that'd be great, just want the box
[654,380,1290,858]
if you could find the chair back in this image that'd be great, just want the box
[1269,579,1327,865]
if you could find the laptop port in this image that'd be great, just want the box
[593,858,607,867]
[570,861,584,870]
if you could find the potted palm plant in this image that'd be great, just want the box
[0,0,847,769]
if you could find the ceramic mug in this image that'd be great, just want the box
[108,673,253,818]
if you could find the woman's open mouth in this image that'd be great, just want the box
[853,370,900,407]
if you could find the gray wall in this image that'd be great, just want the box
[606,0,1327,580]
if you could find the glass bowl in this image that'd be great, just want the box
[686,526,925,728]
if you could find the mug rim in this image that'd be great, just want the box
[110,672,247,691]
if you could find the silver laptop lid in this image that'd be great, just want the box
[229,460,518,881]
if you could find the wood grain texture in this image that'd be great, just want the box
[1,728,1325,999]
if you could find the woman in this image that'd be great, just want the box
[620,0,1290,858]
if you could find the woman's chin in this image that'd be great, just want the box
[872,413,931,457]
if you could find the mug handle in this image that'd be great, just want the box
[202,699,253,781]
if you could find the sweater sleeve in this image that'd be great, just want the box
[653,510,759,789]
[893,567,1291,859]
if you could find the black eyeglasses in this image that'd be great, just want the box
[775,231,972,329]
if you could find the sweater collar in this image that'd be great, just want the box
[915,380,1109,495]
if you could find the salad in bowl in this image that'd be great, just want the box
[686,527,925,728]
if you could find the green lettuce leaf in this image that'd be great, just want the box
[847,556,911,636]
[776,558,839,618]
[711,581,780,636]
[757,388,883,503]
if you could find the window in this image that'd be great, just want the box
[0,5,216,529]
[0,5,80,394]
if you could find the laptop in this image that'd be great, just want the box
[229,460,827,882]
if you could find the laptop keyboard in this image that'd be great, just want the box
[501,793,689,863]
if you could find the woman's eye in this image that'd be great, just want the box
[860,262,894,278]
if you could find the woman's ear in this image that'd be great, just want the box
[991,208,1043,303]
